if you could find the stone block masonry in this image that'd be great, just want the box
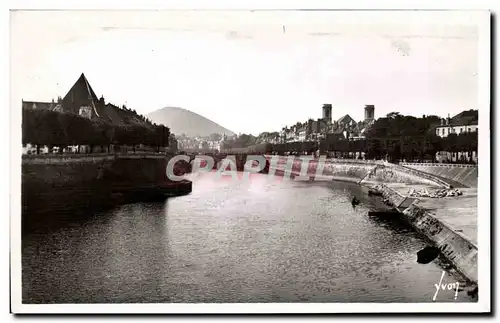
[374,184,477,284]
[267,156,448,187]
[403,204,477,283]
[21,154,192,225]
[401,163,478,188]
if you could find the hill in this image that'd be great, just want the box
[147,107,235,138]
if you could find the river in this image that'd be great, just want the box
[22,171,475,303]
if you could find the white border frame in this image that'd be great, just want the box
[7,3,491,315]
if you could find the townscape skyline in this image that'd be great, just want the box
[11,11,479,135]
[14,10,487,312]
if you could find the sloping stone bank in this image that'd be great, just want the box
[403,204,478,283]
[371,184,407,208]
[364,164,448,187]
[375,184,478,284]
[401,163,478,188]
[266,156,447,187]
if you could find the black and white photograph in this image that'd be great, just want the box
[9,6,491,314]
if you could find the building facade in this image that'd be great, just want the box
[434,110,478,138]
[277,104,377,143]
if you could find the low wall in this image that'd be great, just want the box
[376,184,477,284]
[400,163,478,188]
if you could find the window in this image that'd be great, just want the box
[460,128,463,133]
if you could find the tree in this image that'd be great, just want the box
[386,112,401,119]
[169,134,178,154]
[366,138,382,160]
[209,132,222,142]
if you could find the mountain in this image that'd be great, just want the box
[146,107,235,138]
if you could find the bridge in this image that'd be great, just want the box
[184,153,271,173]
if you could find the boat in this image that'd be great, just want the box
[351,197,360,207]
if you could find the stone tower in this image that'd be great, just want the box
[364,105,375,122]
[322,104,332,123]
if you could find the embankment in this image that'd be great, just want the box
[22,154,191,225]
[400,163,478,188]
[267,156,448,187]
[376,184,477,284]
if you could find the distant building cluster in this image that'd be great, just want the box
[279,104,376,143]
[177,133,237,153]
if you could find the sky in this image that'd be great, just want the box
[11,11,481,135]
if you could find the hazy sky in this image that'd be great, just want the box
[11,11,481,135]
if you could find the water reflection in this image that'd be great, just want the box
[22,172,475,303]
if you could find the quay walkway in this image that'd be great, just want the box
[384,183,477,246]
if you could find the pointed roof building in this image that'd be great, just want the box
[61,73,100,119]
[337,114,356,126]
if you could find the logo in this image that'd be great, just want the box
[165,155,328,182]
[433,271,460,301]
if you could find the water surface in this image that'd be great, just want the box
[22,172,474,303]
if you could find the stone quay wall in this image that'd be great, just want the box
[400,162,478,188]
[376,184,477,284]
[21,154,191,221]
[266,156,447,187]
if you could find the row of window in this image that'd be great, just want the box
[436,126,478,136]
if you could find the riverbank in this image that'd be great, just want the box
[21,154,192,228]
[268,156,478,284]
[369,183,478,285]
[400,163,478,188]
[267,155,448,187]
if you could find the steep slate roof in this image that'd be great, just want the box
[450,109,478,126]
[59,73,151,127]
[23,73,155,130]
[61,73,100,118]
[102,103,125,124]
[337,114,356,125]
[435,109,479,128]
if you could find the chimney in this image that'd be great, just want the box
[441,118,444,126]
[446,118,449,125]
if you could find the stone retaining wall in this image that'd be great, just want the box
[386,163,451,188]
[21,155,189,220]
[268,156,447,187]
[376,184,477,284]
[400,163,478,188]
[403,204,478,283]
[373,184,407,208]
